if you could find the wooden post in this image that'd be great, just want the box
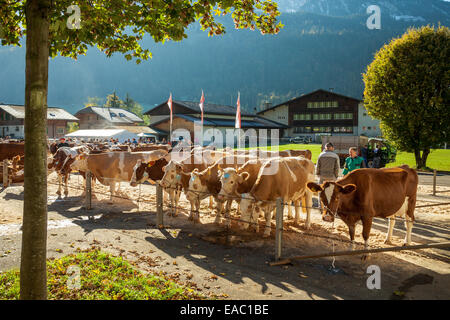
[3,160,8,188]
[275,198,284,261]
[85,171,92,210]
[433,169,437,196]
[156,184,164,228]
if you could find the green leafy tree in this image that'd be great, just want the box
[66,121,79,133]
[104,91,124,109]
[363,25,450,169]
[0,0,281,299]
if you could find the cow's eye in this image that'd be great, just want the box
[230,181,234,184]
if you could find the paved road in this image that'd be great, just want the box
[418,172,450,187]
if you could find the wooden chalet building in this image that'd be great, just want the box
[145,100,288,144]
[75,106,144,129]
[257,89,381,142]
[0,104,79,139]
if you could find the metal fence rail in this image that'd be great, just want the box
[42,176,450,265]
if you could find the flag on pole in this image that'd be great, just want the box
[167,93,173,125]
[199,90,205,125]
[235,92,241,129]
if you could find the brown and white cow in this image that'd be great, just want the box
[48,146,90,197]
[188,154,256,226]
[307,165,418,257]
[159,151,215,220]
[70,150,168,202]
[238,157,315,237]
[132,144,171,152]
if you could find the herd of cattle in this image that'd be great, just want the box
[1,141,419,253]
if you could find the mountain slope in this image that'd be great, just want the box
[0,2,448,114]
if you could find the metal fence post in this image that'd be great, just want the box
[85,170,92,210]
[156,184,164,228]
[3,160,9,188]
[432,169,437,196]
[275,198,284,261]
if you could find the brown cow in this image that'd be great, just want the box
[238,157,315,237]
[71,150,168,202]
[307,165,418,258]
[0,143,25,161]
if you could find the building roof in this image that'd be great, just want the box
[145,100,254,117]
[107,125,158,134]
[257,89,363,115]
[152,114,288,129]
[65,129,130,138]
[0,104,79,121]
[76,106,144,124]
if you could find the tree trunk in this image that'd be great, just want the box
[20,0,51,300]
[421,148,430,169]
[414,148,431,169]
[414,149,423,169]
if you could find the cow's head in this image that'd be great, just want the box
[186,169,208,200]
[239,193,257,230]
[49,142,58,155]
[130,160,156,187]
[218,167,249,200]
[160,160,183,189]
[307,181,356,222]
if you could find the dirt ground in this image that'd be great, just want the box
[0,172,449,300]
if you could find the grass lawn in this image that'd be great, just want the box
[0,249,205,300]
[386,149,450,172]
[241,143,450,171]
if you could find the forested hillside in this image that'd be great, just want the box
[0,0,448,114]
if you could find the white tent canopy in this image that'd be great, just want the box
[65,129,138,143]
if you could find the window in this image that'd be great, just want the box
[15,126,19,132]
[313,114,319,120]
[363,126,366,130]
[294,114,311,120]
[56,127,65,134]
[368,127,372,130]
[119,113,126,117]
[111,113,117,117]
[334,113,353,120]
[307,101,338,108]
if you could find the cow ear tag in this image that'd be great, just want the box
[224,173,230,179]
[176,174,181,180]
[148,161,155,167]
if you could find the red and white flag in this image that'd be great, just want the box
[235,92,241,129]
[167,93,173,125]
[199,90,205,125]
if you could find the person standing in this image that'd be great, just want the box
[315,142,340,211]
[316,142,340,184]
[343,147,366,176]
[57,137,70,149]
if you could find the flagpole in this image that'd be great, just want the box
[237,92,241,150]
